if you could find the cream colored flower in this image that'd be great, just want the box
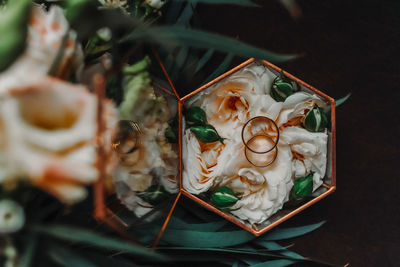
[0,77,118,204]
[98,0,128,12]
[0,5,83,95]
[280,126,327,190]
[146,0,165,9]
[114,84,179,216]
[277,91,327,127]
[0,200,25,233]
[188,66,274,139]
[182,129,227,194]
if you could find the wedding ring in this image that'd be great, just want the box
[244,134,278,168]
[241,116,280,154]
[112,120,142,154]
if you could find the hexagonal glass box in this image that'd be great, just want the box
[96,57,336,244]
[179,58,336,236]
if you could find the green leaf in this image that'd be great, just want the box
[176,0,198,26]
[185,106,207,126]
[166,0,185,23]
[137,184,170,205]
[256,241,303,259]
[175,0,258,7]
[190,124,224,143]
[32,225,166,260]
[20,233,37,267]
[48,244,97,267]
[211,186,241,208]
[168,216,227,232]
[250,259,295,267]
[0,0,31,72]
[261,221,325,241]
[291,172,314,199]
[196,49,215,73]
[335,93,351,107]
[123,55,151,74]
[205,52,234,83]
[122,26,296,62]
[161,229,255,247]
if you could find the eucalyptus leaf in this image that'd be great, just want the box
[261,221,325,241]
[0,0,31,72]
[32,225,166,260]
[335,93,351,107]
[122,26,296,62]
[48,244,97,267]
[161,229,255,247]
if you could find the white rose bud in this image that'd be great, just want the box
[0,200,25,233]
[146,0,165,9]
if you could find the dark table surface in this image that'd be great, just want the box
[179,1,400,266]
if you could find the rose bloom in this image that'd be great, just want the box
[0,5,117,204]
[0,77,117,203]
[187,65,276,139]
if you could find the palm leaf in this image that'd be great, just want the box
[122,26,296,62]
[260,221,325,241]
[195,49,215,73]
[168,216,228,231]
[32,225,166,260]
[205,52,234,83]
[161,229,255,247]
[48,244,97,267]
[336,93,351,107]
[20,233,37,267]
[256,241,303,259]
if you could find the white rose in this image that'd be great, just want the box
[0,77,118,203]
[227,145,293,224]
[277,91,327,127]
[280,126,328,190]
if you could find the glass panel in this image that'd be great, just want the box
[181,61,333,232]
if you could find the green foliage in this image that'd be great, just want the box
[32,224,166,260]
[48,244,97,267]
[185,106,207,126]
[303,105,328,132]
[260,221,326,241]
[190,124,225,143]
[291,173,314,200]
[0,0,31,72]
[123,26,296,62]
[137,185,170,206]
[211,186,241,209]
[336,93,351,107]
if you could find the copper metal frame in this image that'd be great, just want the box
[93,56,336,247]
[179,58,336,237]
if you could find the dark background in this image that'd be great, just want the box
[182,1,399,266]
